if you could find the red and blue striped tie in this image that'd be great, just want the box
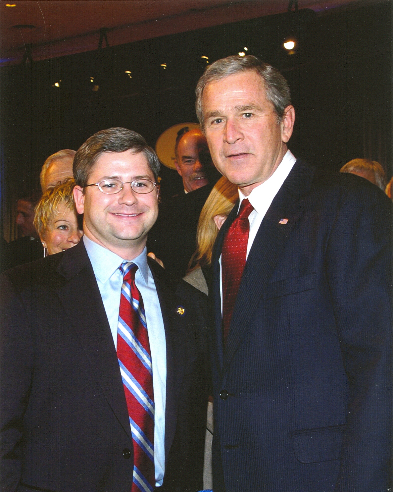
[117,262,155,492]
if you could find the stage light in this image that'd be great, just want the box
[284,39,296,50]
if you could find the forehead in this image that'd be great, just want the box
[50,202,74,219]
[90,150,153,178]
[17,200,34,212]
[178,132,207,153]
[45,159,74,187]
[47,159,73,178]
[202,71,268,110]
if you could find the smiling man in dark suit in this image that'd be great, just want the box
[0,127,208,492]
[195,55,392,492]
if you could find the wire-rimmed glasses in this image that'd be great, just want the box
[84,177,157,195]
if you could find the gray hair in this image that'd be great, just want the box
[340,158,387,190]
[73,127,160,188]
[40,149,76,191]
[195,55,291,129]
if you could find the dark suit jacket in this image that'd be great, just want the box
[148,184,214,282]
[0,241,208,492]
[210,160,392,492]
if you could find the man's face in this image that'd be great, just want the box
[43,158,74,190]
[16,199,37,238]
[73,150,159,259]
[175,130,212,192]
[201,71,295,196]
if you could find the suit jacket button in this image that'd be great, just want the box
[122,448,132,459]
[220,389,229,400]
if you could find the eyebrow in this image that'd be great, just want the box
[98,174,153,181]
[204,104,264,119]
[54,219,71,224]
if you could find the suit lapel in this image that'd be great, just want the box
[56,242,131,438]
[221,161,316,370]
[211,203,238,374]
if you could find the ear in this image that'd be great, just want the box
[174,161,183,177]
[280,105,295,143]
[73,186,85,215]
[213,214,227,231]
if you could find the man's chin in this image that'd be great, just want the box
[191,178,209,191]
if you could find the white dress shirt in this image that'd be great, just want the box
[220,151,296,313]
[83,235,166,486]
[239,150,296,256]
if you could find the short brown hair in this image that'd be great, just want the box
[195,55,291,129]
[74,127,160,188]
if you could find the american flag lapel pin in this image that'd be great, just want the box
[279,218,289,224]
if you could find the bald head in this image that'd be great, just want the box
[40,149,75,191]
[174,129,212,193]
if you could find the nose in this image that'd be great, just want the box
[193,158,204,173]
[15,213,24,225]
[224,118,242,144]
[118,182,138,205]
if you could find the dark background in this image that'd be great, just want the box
[1,0,391,240]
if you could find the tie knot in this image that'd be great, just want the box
[119,261,137,280]
[238,198,254,220]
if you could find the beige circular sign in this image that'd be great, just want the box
[155,122,200,169]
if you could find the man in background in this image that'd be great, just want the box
[340,157,387,190]
[174,127,212,193]
[5,191,43,269]
[196,54,391,492]
[148,127,219,281]
[40,149,75,191]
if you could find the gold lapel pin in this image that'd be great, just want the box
[279,218,289,224]
[177,307,185,316]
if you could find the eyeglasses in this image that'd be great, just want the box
[84,177,157,195]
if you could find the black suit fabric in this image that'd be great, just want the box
[210,160,392,492]
[148,184,213,282]
[0,242,208,492]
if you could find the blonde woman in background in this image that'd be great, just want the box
[34,178,83,256]
[185,176,238,295]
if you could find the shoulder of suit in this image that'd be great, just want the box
[1,252,65,292]
[148,256,207,303]
[294,159,390,207]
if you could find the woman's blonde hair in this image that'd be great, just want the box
[189,176,238,270]
[34,178,78,237]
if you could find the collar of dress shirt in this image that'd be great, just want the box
[238,150,296,215]
[83,235,149,285]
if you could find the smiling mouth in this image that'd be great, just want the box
[113,212,141,217]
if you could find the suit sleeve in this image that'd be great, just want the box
[325,184,392,491]
[0,272,34,491]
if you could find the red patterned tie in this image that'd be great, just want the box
[117,262,155,492]
[221,199,254,343]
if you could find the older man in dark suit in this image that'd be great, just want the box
[0,127,208,492]
[195,55,392,492]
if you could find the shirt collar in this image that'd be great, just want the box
[238,150,296,213]
[83,235,149,284]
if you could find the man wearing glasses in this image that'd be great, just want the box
[0,127,208,492]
